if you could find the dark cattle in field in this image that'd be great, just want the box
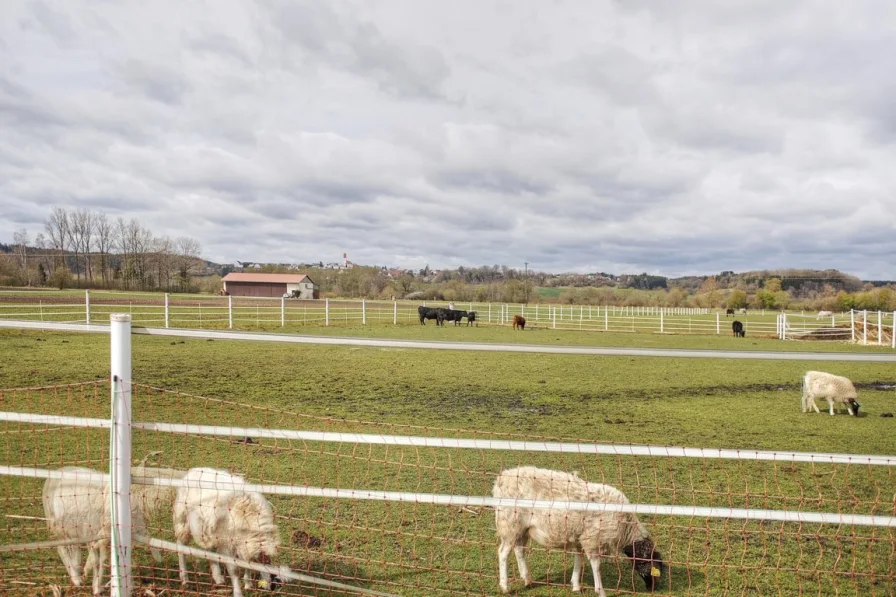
[442,309,469,326]
[418,305,446,326]
[732,320,745,337]
[725,308,735,317]
[466,311,477,326]
[512,315,526,330]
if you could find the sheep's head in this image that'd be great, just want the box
[849,399,861,415]
[623,538,665,591]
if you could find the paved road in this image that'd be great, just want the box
[3,320,895,362]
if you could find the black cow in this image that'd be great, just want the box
[418,305,446,326]
[732,320,745,337]
[442,309,469,326]
[466,311,477,326]
[725,308,735,317]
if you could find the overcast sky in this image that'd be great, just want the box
[2,1,895,279]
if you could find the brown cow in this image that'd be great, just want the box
[512,315,526,330]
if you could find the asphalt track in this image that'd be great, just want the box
[3,320,895,362]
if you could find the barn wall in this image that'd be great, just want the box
[225,282,287,297]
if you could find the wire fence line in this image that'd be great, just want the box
[2,290,895,346]
[1,317,895,596]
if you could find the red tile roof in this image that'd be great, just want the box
[222,273,311,283]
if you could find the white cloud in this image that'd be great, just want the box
[1,0,895,278]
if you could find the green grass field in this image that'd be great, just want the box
[1,320,895,596]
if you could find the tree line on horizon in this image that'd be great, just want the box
[0,207,205,292]
[225,263,896,312]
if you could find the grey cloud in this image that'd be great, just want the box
[263,1,451,100]
[28,1,77,45]
[117,59,190,105]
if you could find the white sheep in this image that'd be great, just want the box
[493,466,664,596]
[42,467,155,596]
[173,467,282,597]
[801,370,861,416]
[816,311,833,319]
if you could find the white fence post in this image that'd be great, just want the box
[716,313,719,335]
[892,312,895,349]
[850,310,856,343]
[604,310,608,331]
[164,293,169,329]
[325,299,330,326]
[85,290,90,324]
[228,295,233,330]
[863,310,868,345]
[362,299,366,325]
[552,307,556,329]
[393,301,398,325]
[281,297,285,327]
[877,311,882,346]
[109,314,133,597]
[488,303,491,323]
[660,311,664,333]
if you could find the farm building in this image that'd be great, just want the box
[221,273,319,299]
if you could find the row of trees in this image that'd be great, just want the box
[240,262,896,312]
[1,207,204,292]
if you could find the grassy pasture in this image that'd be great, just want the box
[0,327,895,596]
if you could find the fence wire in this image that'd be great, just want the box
[1,382,894,596]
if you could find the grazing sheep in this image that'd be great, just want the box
[493,466,664,596]
[512,315,526,330]
[739,308,747,314]
[732,320,745,337]
[802,371,861,416]
[816,311,833,319]
[42,467,155,596]
[725,308,735,317]
[174,467,282,597]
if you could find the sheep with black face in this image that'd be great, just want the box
[493,466,665,596]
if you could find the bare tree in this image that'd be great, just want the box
[44,207,70,271]
[13,228,30,285]
[95,213,113,285]
[175,236,203,292]
[70,208,95,282]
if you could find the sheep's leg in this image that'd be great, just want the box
[498,538,515,594]
[828,399,836,416]
[173,501,191,585]
[809,397,820,414]
[90,545,106,597]
[586,553,606,597]
[226,561,244,597]
[57,544,83,586]
[571,552,584,592]
[243,567,253,590]
[210,561,226,585]
[513,533,531,587]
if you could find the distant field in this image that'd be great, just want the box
[0,324,894,596]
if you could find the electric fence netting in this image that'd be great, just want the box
[0,318,894,596]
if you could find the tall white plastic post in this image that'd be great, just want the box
[877,311,882,346]
[85,290,91,324]
[715,313,720,335]
[281,297,285,327]
[660,311,664,333]
[362,299,366,325]
[393,301,398,325]
[552,307,556,329]
[109,314,133,597]
[228,295,233,329]
[892,312,895,349]
[850,310,855,343]
[164,293,169,329]
[325,299,329,326]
